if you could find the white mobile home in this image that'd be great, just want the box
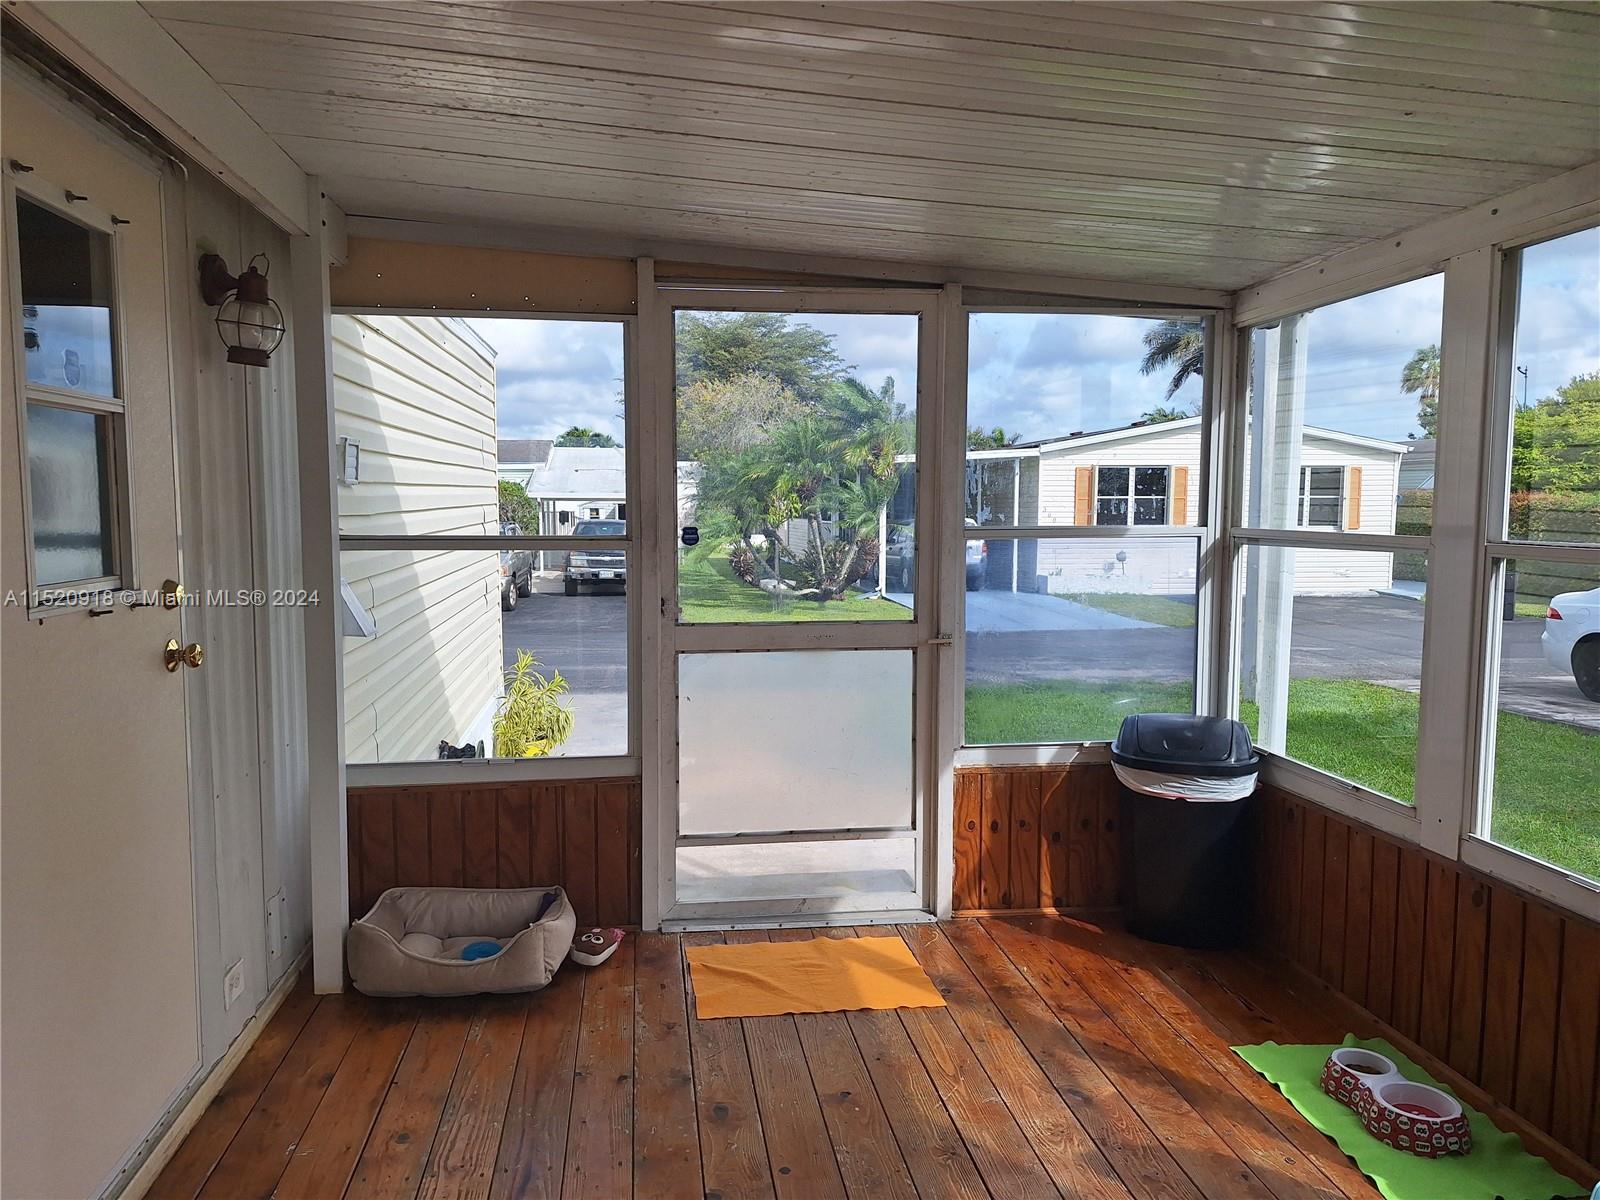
[334,314,502,761]
[972,417,1409,596]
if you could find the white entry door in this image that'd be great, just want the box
[650,288,950,927]
[1,80,200,1200]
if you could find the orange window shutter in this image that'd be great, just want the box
[1074,465,1095,525]
[1346,466,1363,530]
[1171,466,1189,525]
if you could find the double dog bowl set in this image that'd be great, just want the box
[1321,1047,1472,1158]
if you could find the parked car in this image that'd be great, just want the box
[565,519,627,595]
[877,522,987,592]
[498,523,534,611]
[1543,585,1600,701]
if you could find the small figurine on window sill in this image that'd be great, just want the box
[437,739,486,760]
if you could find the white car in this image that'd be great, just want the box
[1542,586,1600,702]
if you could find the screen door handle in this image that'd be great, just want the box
[928,633,954,647]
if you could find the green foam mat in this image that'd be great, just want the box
[1233,1036,1587,1200]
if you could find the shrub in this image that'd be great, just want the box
[493,651,573,757]
[498,480,539,532]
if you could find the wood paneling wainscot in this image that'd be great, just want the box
[1252,785,1600,1168]
[347,779,641,927]
[953,764,1120,913]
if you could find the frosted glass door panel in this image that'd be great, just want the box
[678,649,914,836]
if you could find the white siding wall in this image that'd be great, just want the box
[1028,424,1402,596]
[334,314,501,761]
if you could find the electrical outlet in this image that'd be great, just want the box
[224,958,244,1010]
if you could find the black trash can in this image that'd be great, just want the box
[1111,714,1260,949]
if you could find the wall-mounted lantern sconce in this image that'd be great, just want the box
[198,252,285,367]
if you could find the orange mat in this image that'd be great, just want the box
[685,936,947,1019]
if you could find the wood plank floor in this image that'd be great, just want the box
[150,917,1586,1200]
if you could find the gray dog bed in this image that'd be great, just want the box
[348,885,576,997]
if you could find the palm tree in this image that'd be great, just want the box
[1139,404,1194,424]
[1401,345,1442,437]
[1139,321,1205,399]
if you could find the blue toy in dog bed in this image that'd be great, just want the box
[461,940,502,960]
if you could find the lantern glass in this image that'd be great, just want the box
[215,294,285,366]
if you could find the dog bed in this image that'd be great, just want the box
[348,885,576,997]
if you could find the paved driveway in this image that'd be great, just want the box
[966,590,1596,730]
[502,583,627,756]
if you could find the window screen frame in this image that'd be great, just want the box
[6,175,136,614]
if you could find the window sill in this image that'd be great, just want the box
[346,755,640,788]
[1256,752,1420,842]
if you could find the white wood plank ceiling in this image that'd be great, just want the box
[146,1,1600,290]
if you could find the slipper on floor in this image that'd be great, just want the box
[571,927,624,966]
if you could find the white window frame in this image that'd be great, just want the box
[954,307,1223,766]
[1224,176,1600,919]
[336,309,640,787]
[5,173,137,615]
[1093,464,1172,527]
[1298,465,1345,530]
[1468,227,1600,911]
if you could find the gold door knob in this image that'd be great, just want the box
[164,639,204,671]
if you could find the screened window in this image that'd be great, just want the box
[13,192,127,598]
[1096,466,1169,526]
[336,314,632,765]
[1299,467,1344,529]
[1476,225,1599,882]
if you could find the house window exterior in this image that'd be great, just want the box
[1299,466,1344,529]
[1095,465,1169,526]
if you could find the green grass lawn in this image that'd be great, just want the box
[677,542,911,623]
[967,676,1598,880]
[965,679,1195,744]
[1059,592,1197,628]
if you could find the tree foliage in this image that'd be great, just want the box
[556,425,618,447]
[1139,404,1194,423]
[677,372,805,461]
[1511,371,1600,495]
[1401,344,1442,437]
[497,480,539,531]
[676,312,847,404]
[968,426,1019,449]
[1139,320,1205,399]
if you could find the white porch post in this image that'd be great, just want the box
[1243,314,1307,751]
[291,178,348,992]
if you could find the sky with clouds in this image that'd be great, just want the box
[470,224,1596,450]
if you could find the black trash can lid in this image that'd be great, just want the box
[1111,714,1259,778]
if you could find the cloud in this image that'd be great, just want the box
[467,317,626,442]
[968,313,1203,439]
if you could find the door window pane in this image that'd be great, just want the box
[965,537,1197,744]
[678,649,914,835]
[1245,275,1442,535]
[1237,545,1425,803]
[16,197,116,398]
[1483,559,1599,881]
[341,548,628,763]
[1503,226,1600,546]
[26,402,114,586]
[675,311,918,623]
